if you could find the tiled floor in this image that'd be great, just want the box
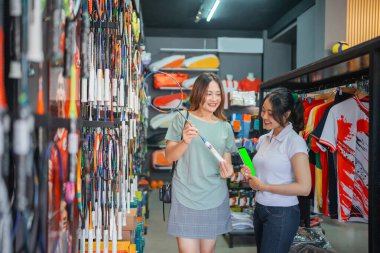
[144,190,368,253]
[320,215,368,252]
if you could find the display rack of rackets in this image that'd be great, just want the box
[1,1,148,252]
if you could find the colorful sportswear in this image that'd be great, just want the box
[318,96,369,222]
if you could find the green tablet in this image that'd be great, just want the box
[238,147,256,176]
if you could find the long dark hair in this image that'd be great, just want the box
[188,73,226,121]
[263,87,304,132]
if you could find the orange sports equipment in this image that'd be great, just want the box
[139,179,149,186]
[183,54,220,69]
[151,149,172,170]
[157,180,164,188]
[232,120,241,132]
[153,73,189,89]
[149,55,185,71]
[36,66,45,115]
[153,92,188,109]
[150,180,158,189]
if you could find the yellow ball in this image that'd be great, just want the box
[332,41,350,54]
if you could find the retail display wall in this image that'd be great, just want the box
[1,1,148,252]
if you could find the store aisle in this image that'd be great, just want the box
[144,190,368,253]
[321,215,368,252]
[144,190,256,253]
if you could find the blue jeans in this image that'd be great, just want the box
[254,202,300,253]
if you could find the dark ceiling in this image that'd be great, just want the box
[141,0,303,33]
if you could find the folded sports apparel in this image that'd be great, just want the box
[153,72,189,89]
[153,92,188,109]
[231,211,254,230]
[150,112,177,129]
[149,55,185,71]
[183,54,220,69]
[230,91,256,106]
[182,76,198,89]
[152,149,172,170]
[229,91,244,106]
[231,120,241,132]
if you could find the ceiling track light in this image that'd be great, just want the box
[206,0,220,22]
[194,6,203,23]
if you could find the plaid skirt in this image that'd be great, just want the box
[167,192,232,240]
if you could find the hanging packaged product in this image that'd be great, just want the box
[153,92,188,109]
[149,55,186,71]
[183,54,220,69]
[229,189,239,207]
[151,149,172,170]
[153,73,189,89]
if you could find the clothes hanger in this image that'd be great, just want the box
[309,92,334,102]
[355,88,369,100]
[355,78,369,100]
[339,87,357,94]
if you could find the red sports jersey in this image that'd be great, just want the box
[318,96,369,222]
[303,99,325,129]
[238,78,261,92]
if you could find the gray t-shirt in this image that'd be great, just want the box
[165,112,237,210]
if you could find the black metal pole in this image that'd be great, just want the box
[259,90,264,134]
[368,48,380,253]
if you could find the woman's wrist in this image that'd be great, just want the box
[261,183,269,192]
[181,139,189,145]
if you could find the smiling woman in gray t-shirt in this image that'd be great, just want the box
[165,73,237,252]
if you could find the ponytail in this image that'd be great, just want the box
[289,93,304,132]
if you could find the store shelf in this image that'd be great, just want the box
[160,48,218,53]
[34,114,127,129]
[160,68,219,72]
[152,166,172,171]
[260,37,380,91]
[82,120,118,128]
[34,114,73,129]
[228,186,253,190]
[224,229,255,248]
[228,105,260,115]
[229,229,255,235]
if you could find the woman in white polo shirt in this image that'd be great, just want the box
[241,87,311,253]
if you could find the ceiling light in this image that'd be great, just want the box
[194,6,203,23]
[206,0,220,22]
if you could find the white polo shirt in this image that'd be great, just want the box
[253,123,308,207]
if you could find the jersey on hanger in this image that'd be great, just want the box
[318,96,369,222]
